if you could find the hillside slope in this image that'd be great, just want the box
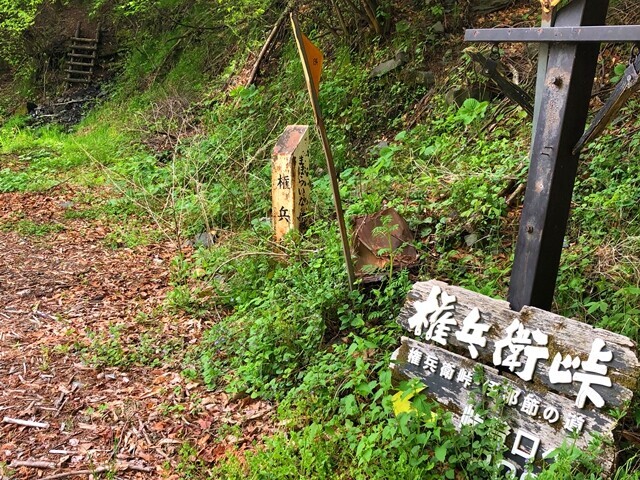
[1,1,639,478]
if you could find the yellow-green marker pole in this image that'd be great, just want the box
[290,12,356,291]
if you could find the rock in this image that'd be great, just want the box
[59,201,75,209]
[370,52,408,78]
[432,21,445,34]
[464,233,479,247]
[192,231,217,248]
[412,70,435,88]
[395,51,410,64]
[27,85,103,129]
[370,59,403,78]
[371,140,388,155]
[445,87,467,107]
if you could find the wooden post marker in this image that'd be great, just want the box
[272,125,311,241]
[392,280,640,476]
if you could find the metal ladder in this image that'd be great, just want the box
[66,23,100,87]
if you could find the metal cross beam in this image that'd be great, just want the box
[465,0,611,312]
[466,25,640,43]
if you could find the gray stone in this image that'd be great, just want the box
[193,231,217,248]
[413,70,435,88]
[432,21,445,34]
[370,52,408,78]
[464,232,479,247]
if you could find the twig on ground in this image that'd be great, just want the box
[10,460,56,469]
[3,416,50,428]
[40,463,154,480]
[506,182,526,207]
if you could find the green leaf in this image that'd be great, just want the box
[435,444,447,463]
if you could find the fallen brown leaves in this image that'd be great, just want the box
[0,188,277,479]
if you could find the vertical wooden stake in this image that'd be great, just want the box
[290,12,356,290]
[272,125,311,241]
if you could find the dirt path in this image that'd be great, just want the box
[0,189,274,479]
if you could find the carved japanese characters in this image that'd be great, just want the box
[392,280,640,476]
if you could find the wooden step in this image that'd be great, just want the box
[69,44,98,51]
[66,68,94,75]
[66,23,99,88]
[71,36,98,43]
[67,61,94,67]
[68,52,96,59]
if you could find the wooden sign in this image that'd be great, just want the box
[392,280,640,476]
[272,125,310,241]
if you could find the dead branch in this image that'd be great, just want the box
[246,7,291,87]
[40,463,153,480]
[506,182,526,207]
[3,416,49,428]
[360,0,382,35]
[10,460,56,469]
[331,0,349,36]
[342,0,368,21]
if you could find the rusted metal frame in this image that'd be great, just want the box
[508,0,610,311]
[467,51,534,117]
[573,53,640,153]
[465,25,640,43]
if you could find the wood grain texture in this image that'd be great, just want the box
[396,280,640,410]
[272,125,310,241]
[392,337,616,473]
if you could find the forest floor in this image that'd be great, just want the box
[0,187,275,479]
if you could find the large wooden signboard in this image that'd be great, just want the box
[272,125,311,241]
[392,280,640,476]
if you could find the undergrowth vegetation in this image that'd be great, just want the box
[1,0,640,478]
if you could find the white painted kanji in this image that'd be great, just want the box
[423,354,439,373]
[500,460,517,476]
[407,347,423,366]
[407,286,456,337]
[511,429,541,460]
[456,368,474,388]
[542,405,560,424]
[454,307,491,359]
[493,319,549,381]
[460,404,483,426]
[520,394,541,417]
[548,352,581,385]
[425,313,457,346]
[504,386,522,406]
[574,338,613,409]
[440,362,456,381]
[564,412,586,434]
